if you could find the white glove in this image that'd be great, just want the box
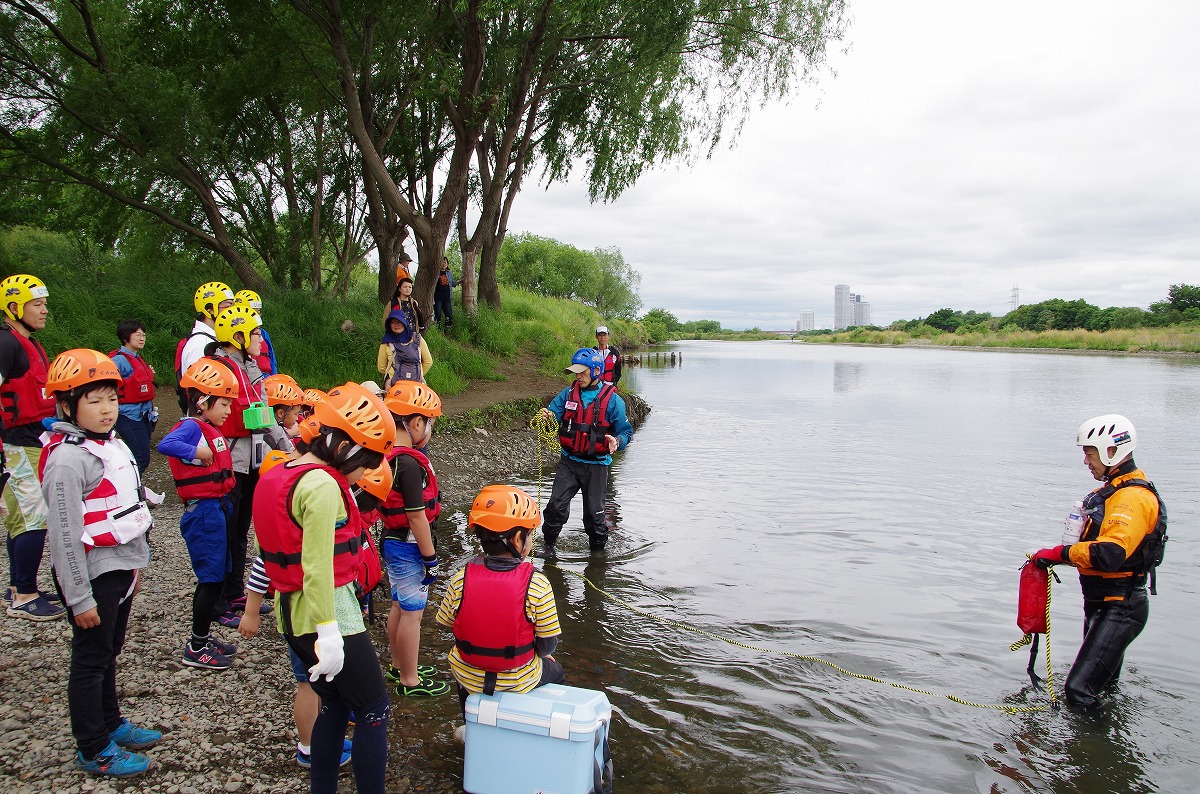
[308,621,345,682]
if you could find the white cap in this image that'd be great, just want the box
[595,325,609,335]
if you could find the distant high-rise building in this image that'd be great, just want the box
[834,284,851,330]
[851,294,872,327]
[797,310,815,332]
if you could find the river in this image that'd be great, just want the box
[494,341,1200,794]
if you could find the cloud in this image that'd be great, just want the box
[507,0,1200,328]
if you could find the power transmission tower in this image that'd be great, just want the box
[1010,285,1020,313]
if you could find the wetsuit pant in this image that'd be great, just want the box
[286,630,389,794]
[56,568,135,759]
[220,470,258,611]
[542,456,609,551]
[1065,589,1148,711]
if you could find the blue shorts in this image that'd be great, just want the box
[381,538,427,612]
[288,645,308,683]
[180,497,232,583]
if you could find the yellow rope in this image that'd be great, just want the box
[1042,567,1058,705]
[528,410,560,506]
[548,565,1056,715]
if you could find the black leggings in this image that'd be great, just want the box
[1065,590,1148,711]
[192,581,223,638]
[286,630,389,794]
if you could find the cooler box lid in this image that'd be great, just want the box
[465,685,611,741]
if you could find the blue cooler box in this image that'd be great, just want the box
[464,684,613,794]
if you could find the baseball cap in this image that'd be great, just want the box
[565,363,591,374]
[595,325,609,334]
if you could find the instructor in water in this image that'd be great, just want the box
[1030,414,1167,711]
[539,348,633,555]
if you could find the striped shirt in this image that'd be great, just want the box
[434,562,561,694]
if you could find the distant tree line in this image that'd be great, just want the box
[890,285,1200,334]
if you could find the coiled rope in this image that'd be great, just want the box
[526,409,1056,714]
[529,410,561,506]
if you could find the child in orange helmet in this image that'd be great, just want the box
[40,349,159,777]
[157,359,241,670]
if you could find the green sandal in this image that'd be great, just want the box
[395,677,450,698]
[386,664,438,682]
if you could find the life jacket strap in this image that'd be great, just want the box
[454,639,536,659]
[174,468,234,487]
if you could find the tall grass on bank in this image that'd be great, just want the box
[804,325,1200,353]
[2,231,625,394]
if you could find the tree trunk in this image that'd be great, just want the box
[310,109,325,291]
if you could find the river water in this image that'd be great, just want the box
[499,341,1199,794]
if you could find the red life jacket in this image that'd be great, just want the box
[254,333,274,376]
[109,349,156,404]
[253,462,364,593]
[356,516,383,595]
[174,329,216,381]
[40,433,152,548]
[211,353,260,439]
[452,558,536,672]
[166,418,235,500]
[598,348,618,382]
[0,324,56,429]
[557,382,615,459]
[379,446,441,538]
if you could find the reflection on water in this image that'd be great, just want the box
[448,342,1200,794]
[832,360,864,392]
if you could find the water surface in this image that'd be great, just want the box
[467,341,1200,793]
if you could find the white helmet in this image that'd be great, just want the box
[1076,414,1136,467]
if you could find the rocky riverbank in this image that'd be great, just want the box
[0,382,649,794]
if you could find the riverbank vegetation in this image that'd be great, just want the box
[800,285,1200,353]
[0,225,636,393]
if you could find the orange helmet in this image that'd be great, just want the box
[297,415,321,445]
[258,450,291,476]
[45,349,122,397]
[180,358,239,398]
[313,381,395,453]
[271,373,299,387]
[355,461,394,501]
[263,375,304,407]
[384,381,442,418]
[302,388,327,406]
[468,485,541,532]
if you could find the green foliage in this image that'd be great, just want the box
[1168,284,1200,312]
[496,234,642,321]
[1,225,647,398]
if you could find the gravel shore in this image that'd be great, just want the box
[0,409,572,793]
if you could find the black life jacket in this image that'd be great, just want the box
[1080,477,1168,594]
[557,382,615,460]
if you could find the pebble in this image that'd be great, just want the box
[0,425,550,793]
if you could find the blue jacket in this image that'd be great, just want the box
[435,268,456,300]
[546,382,632,465]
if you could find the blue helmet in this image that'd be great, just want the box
[567,348,604,379]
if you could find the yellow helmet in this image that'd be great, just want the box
[1,274,49,322]
[194,281,234,320]
[214,305,262,347]
[234,289,262,311]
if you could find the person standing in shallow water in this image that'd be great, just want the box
[1030,414,1166,712]
[539,348,633,555]
[593,325,621,385]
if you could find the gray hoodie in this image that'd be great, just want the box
[41,421,151,614]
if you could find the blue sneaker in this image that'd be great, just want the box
[296,739,352,768]
[109,718,162,750]
[76,740,150,777]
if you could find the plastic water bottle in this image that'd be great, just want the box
[1062,501,1085,545]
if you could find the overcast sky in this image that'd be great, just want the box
[506,1,1199,330]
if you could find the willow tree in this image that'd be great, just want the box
[0,0,356,291]
[293,0,845,311]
